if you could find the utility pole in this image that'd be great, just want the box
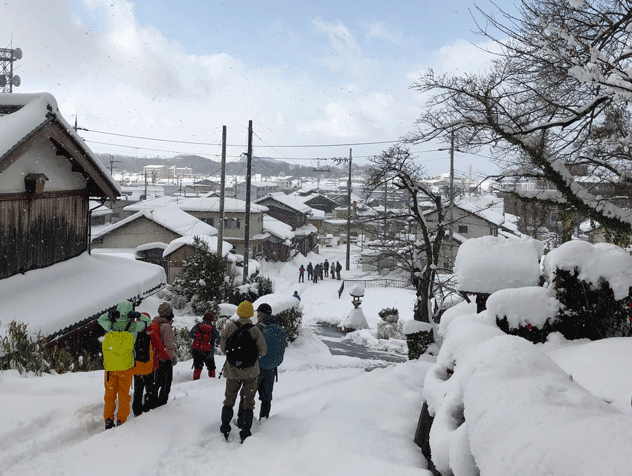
[109,154,120,177]
[217,125,227,258]
[243,120,253,283]
[449,132,455,267]
[144,170,148,200]
[346,148,352,271]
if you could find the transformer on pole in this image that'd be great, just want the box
[0,46,22,93]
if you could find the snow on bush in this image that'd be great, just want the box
[454,236,541,294]
[423,308,632,476]
[543,240,632,300]
[486,286,561,329]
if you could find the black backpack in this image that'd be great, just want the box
[134,325,152,363]
[224,322,259,370]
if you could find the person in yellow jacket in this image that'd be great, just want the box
[98,300,151,430]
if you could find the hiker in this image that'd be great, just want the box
[298,264,305,283]
[238,303,287,421]
[313,263,320,283]
[323,259,329,278]
[153,302,177,407]
[292,290,301,302]
[189,312,220,380]
[219,301,267,443]
[319,262,324,280]
[306,262,313,281]
[98,300,151,429]
[336,261,342,280]
[131,312,160,418]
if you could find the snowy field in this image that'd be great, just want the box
[2,243,632,475]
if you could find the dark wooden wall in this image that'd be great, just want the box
[0,191,89,279]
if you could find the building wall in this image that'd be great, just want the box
[0,192,88,279]
[91,217,179,249]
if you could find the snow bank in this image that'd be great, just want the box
[423,309,632,475]
[454,236,541,293]
[543,241,632,300]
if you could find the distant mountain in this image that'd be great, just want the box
[95,153,350,179]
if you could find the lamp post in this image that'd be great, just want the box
[341,284,368,332]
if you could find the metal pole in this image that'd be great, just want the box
[243,120,253,282]
[449,132,455,267]
[218,125,226,258]
[346,148,352,271]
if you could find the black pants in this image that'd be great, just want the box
[154,360,173,406]
[192,348,216,371]
[132,372,157,416]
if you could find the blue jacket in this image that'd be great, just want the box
[256,315,288,370]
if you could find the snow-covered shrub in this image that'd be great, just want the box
[488,287,561,344]
[377,307,403,339]
[543,241,632,340]
[403,320,434,360]
[0,321,47,375]
[224,274,274,306]
[173,327,193,362]
[276,307,302,343]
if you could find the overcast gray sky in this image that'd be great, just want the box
[2,0,509,178]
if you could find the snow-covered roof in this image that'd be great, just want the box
[0,92,121,200]
[454,236,541,293]
[94,206,217,239]
[294,223,318,237]
[0,251,166,337]
[136,242,169,251]
[255,192,313,215]
[178,196,268,214]
[263,215,295,241]
[162,234,233,258]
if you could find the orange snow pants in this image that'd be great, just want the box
[103,367,134,423]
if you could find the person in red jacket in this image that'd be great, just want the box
[189,312,220,380]
[152,302,177,407]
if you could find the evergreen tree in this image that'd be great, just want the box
[173,236,227,314]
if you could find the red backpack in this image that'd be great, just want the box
[192,323,214,352]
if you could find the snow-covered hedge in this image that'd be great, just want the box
[423,313,632,475]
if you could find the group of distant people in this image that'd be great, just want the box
[299,258,342,283]
[98,298,287,444]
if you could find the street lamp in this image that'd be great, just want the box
[0,47,22,93]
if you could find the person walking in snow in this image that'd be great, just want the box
[98,300,152,429]
[306,262,313,281]
[313,263,320,283]
[153,302,177,407]
[323,259,329,278]
[219,301,267,443]
[292,290,301,302]
[189,312,220,380]
[238,303,287,421]
[131,312,161,418]
[298,264,305,283]
[336,261,342,280]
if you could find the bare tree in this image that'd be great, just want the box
[364,145,447,323]
[408,0,632,235]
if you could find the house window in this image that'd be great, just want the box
[490,227,498,236]
[202,217,215,226]
[458,225,468,234]
[224,218,241,229]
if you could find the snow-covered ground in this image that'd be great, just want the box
[2,243,632,475]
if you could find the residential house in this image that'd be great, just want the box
[162,234,234,284]
[254,192,318,256]
[235,180,279,201]
[0,92,166,348]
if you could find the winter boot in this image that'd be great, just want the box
[105,419,115,430]
[116,420,124,427]
[193,369,202,380]
[259,402,271,420]
[209,369,216,378]
[220,405,233,439]
[239,409,254,443]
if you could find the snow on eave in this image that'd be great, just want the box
[254,192,313,215]
[263,214,295,240]
[178,196,269,213]
[162,234,232,258]
[136,242,169,251]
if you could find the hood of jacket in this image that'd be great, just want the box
[116,300,133,318]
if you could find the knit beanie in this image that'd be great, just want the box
[236,301,254,318]
[158,302,173,319]
[203,312,214,321]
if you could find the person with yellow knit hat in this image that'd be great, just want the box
[219,300,267,443]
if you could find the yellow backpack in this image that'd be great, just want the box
[102,321,135,371]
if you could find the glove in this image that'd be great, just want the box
[171,357,177,366]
